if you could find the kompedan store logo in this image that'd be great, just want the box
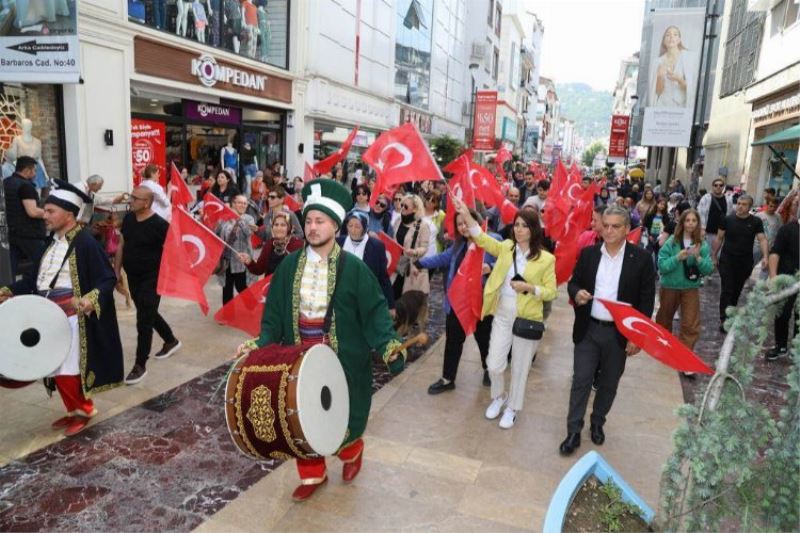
[190,53,267,91]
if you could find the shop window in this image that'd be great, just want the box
[394,0,434,109]
[128,0,289,69]
[495,3,502,37]
[492,46,500,81]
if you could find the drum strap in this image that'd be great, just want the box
[47,231,82,291]
[322,251,346,336]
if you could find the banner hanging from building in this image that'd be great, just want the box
[640,7,705,147]
[472,91,498,150]
[0,1,81,83]
[608,115,630,162]
[131,118,166,187]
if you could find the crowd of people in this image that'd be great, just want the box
[2,154,798,454]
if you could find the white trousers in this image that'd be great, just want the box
[486,296,540,411]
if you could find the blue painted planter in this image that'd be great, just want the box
[543,451,654,533]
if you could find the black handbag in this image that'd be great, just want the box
[510,246,545,340]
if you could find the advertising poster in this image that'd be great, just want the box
[131,118,166,188]
[608,115,630,162]
[640,7,705,147]
[0,0,81,83]
[473,90,498,150]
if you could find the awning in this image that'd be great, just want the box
[752,123,800,146]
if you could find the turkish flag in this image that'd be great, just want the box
[447,242,484,335]
[495,145,512,180]
[167,162,194,207]
[304,162,317,183]
[214,275,272,336]
[550,160,569,196]
[284,193,302,212]
[543,194,571,240]
[314,127,359,175]
[499,199,519,225]
[626,226,643,245]
[445,165,476,238]
[201,192,238,229]
[369,172,398,209]
[471,164,506,209]
[554,240,579,286]
[363,122,443,187]
[597,299,714,374]
[157,207,225,314]
[376,231,404,276]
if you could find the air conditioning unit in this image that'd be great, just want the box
[471,42,486,60]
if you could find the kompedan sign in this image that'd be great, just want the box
[0,1,81,83]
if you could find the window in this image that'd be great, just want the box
[509,42,517,88]
[394,0,434,108]
[487,0,494,26]
[771,0,787,36]
[720,0,765,97]
[495,3,502,37]
[785,0,800,29]
[492,46,500,81]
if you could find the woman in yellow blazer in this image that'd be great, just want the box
[455,198,557,429]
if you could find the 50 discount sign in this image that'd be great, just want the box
[131,119,166,187]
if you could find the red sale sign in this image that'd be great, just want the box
[608,115,630,160]
[472,90,498,151]
[131,118,166,187]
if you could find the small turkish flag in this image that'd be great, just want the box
[201,192,238,229]
[494,146,512,180]
[167,163,194,207]
[550,160,569,196]
[314,127,359,175]
[158,207,226,314]
[597,298,714,374]
[626,226,643,245]
[304,162,317,183]
[554,240,579,286]
[471,164,506,209]
[448,242,484,335]
[363,122,443,187]
[283,193,302,212]
[214,275,272,336]
[376,231,403,276]
[445,163,476,238]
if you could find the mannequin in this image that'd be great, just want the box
[220,142,239,175]
[176,0,191,37]
[241,141,258,193]
[6,118,50,192]
[241,0,258,58]
[208,0,222,46]
[257,5,271,62]
[192,0,209,43]
[152,0,166,29]
[223,0,242,53]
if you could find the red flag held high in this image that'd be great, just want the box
[626,226,643,245]
[284,193,302,212]
[314,127,359,175]
[445,166,477,238]
[363,122,442,187]
[167,163,194,207]
[554,241,579,286]
[550,160,569,196]
[201,192,238,229]
[597,299,714,374]
[471,164,506,208]
[304,162,317,183]
[447,242,484,335]
[494,145,512,180]
[499,199,518,225]
[376,231,404,276]
[158,207,225,314]
[369,172,398,209]
[214,275,272,336]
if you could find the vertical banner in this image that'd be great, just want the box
[131,119,166,188]
[472,90,498,150]
[0,0,81,83]
[640,7,705,147]
[608,115,630,162]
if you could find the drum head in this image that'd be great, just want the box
[0,295,72,381]
[295,344,350,456]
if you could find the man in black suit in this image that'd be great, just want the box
[560,205,656,455]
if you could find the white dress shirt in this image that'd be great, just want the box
[590,242,626,321]
[299,247,330,319]
[343,235,368,260]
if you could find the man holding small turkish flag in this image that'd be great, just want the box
[214,275,272,336]
[362,122,443,186]
[559,204,656,456]
[201,192,238,229]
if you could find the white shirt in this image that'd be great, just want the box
[37,234,72,291]
[141,179,172,222]
[501,245,531,298]
[590,242,626,321]
[343,235,368,260]
[299,247,330,319]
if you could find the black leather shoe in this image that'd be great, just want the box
[428,379,455,395]
[559,433,581,456]
[482,370,490,387]
[590,424,605,445]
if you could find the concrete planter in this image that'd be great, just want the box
[543,450,654,532]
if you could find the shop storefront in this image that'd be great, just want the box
[131,37,292,190]
[313,121,378,168]
[749,88,800,198]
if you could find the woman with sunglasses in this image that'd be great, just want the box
[259,185,304,241]
[391,194,431,299]
[454,197,557,429]
[368,194,392,235]
[351,184,371,215]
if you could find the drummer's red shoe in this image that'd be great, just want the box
[64,417,90,437]
[51,415,74,429]
[342,451,363,483]
[291,477,327,502]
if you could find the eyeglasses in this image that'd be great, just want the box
[393,198,403,203]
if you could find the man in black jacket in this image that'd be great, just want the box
[560,205,656,455]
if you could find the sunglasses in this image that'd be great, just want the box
[268,194,279,199]
[712,183,724,188]
[356,191,368,196]
[376,202,387,208]
[402,203,414,210]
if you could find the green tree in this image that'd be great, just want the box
[430,135,463,169]
[582,140,606,167]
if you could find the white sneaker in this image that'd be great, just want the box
[485,395,506,420]
[499,407,517,429]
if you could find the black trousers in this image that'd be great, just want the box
[9,236,46,279]
[129,274,176,367]
[718,255,753,321]
[567,321,627,433]
[442,311,493,382]
[775,294,799,349]
[223,270,248,304]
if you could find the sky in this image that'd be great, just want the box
[534,0,646,92]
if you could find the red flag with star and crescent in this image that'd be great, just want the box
[201,192,238,229]
[626,226,643,246]
[167,162,194,208]
[363,122,443,187]
[494,145,512,180]
[158,207,226,314]
[376,231,404,276]
[447,242,485,336]
[444,155,477,238]
[304,162,317,183]
[214,275,272,336]
[314,127,359,175]
[597,299,714,374]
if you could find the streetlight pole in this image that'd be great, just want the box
[467,63,479,147]
[624,95,639,170]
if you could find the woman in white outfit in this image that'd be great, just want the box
[652,25,689,108]
[454,199,557,429]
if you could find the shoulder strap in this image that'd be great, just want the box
[512,245,519,276]
[49,231,82,290]
[322,251,346,335]
[409,220,421,249]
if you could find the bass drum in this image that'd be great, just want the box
[0,295,72,388]
[225,343,350,461]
